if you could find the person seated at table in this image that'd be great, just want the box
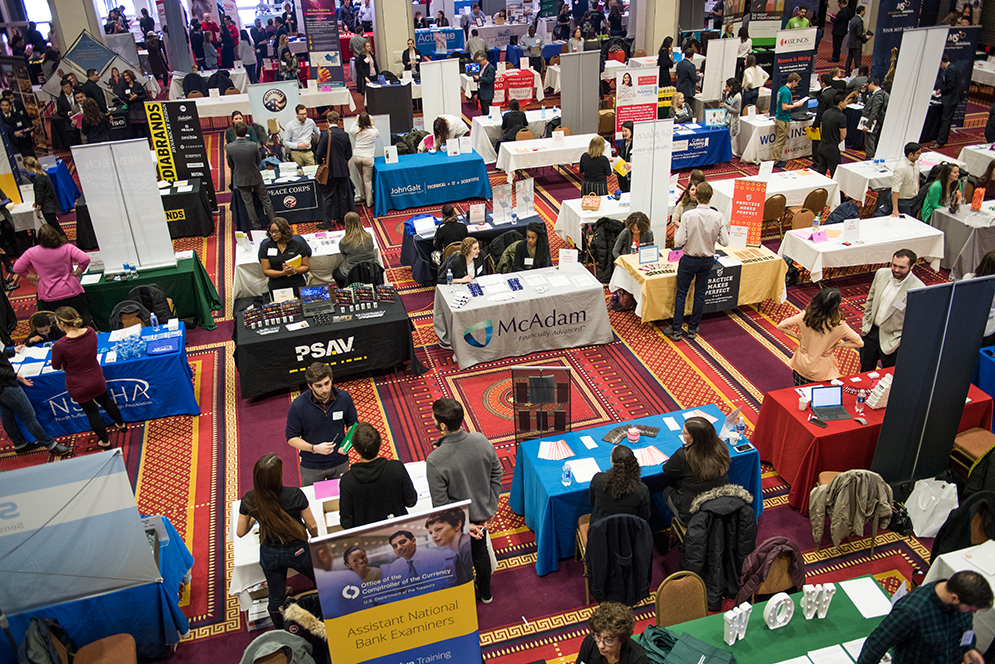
[413,10,429,29]
[583,28,600,51]
[22,157,67,239]
[433,204,468,253]
[225,110,258,145]
[355,40,380,94]
[342,546,381,584]
[979,161,995,201]
[498,98,528,147]
[436,11,450,26]
[588,444,650,525]
[80,99,110,144]
[26,312,64,347]
[575,602,649,664]
[568,27,584,53]
[259,216,311,295]
[829,66,847,91]
[721,78,742,140]
[777,287,863,386]
[612,211,654,260]
[493,9,506,23]
[276,45,300,84]
[469,1,486,24]
[14,224,91,324]
[666,91,693,123]
[402,38,425,74]
[741,54,768,109]
[466,29,486,60]
[333,212,377,287]
[579,136,612,196]
[921,162,962,225]
[848,64,869,99]
[520,26,544,71]
[662,416,730,525]
[512,222,551,272]
[440,237,484,283]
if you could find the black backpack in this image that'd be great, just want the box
[129,283,172,322]
[17,617,74,664]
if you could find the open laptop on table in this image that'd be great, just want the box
[810,385,851,421]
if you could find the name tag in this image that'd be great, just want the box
[962,630,975,647]
[893,300,905,311]
[267,247,278,256]
[524,257,534,266]
[333,411,343,420]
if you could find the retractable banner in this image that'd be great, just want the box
[870,0,921,81]
[615,68,657,138]
[748,0,783,47]
[942,26,979,130]
[310,501,482,664]
[302,0,346,87]
[771,28,817,104]
[146,100,218,211]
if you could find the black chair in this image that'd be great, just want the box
[344,261,385,287]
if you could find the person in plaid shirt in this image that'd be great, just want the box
[858,571,993,664]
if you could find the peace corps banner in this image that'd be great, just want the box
[310,501,482,664]
[615,69,657,138]
[942,26,979,130]
[870,0,921,82]
[247,80,301,133]
[771,28,817,104]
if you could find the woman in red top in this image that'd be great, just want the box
[51,306,126,449]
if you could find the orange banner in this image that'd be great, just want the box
[730,179,767,246]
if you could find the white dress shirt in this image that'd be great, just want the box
[348,124,379,157]
[674,206,729,256]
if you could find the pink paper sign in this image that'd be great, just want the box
[314,479,340,500]
[810,230,828,243]
[668,249,684,262]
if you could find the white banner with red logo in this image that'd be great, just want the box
[493,69,538,106]
[615,68,658,138]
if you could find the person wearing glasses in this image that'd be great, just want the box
[575,602,649,664]
[258,217,311,295]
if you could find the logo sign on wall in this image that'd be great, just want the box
[615,69,658,138]
[145,101,218,211]
[248,80,301,133]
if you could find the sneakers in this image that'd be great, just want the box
[686,327,698,340]
[48,443,72,456]
[479,594,493,604]
[663,326,683,342]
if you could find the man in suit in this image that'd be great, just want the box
[474,52,495,115]
[0,98,34,159]
[860,248,924,371]
[675,46,700,102]
[934,55,962,148]
[226,122,276,230]
[52,80,81,150]
[830,0,853,62]
[860,77,888,159]
[845,5,870,76]
[315,110,353,230]
[82,69,107,112]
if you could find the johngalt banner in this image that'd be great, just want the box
[311,501,482,664]
[771,28,817,104]
[301,0,345,87]
[615,68,658,138]
[871,0,922,81]
[145,100,217,211]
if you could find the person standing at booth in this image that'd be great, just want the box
[846,5,870,76]
[860,77,888,159]
[22,157,67,239]
[859,249,924,371]
[227,122,275,230]
[317,110,354,229]
[286,362,358,485]
[934,55,962,149]
[474,52,495,115]
[282,104,319,167]
[891,142,922,217]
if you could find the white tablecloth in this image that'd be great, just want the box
[544,64,561,93]
[924,540,995,653]
[553,196,631,245]
[168,69,250,100]
[470,108,560,163]
[603,59,626,82]
[194,87,356,118]
[461,70,544,103]
[710,170,841,220]
[735,114,813,163]
[959,144,995,178]
[496,133,605,183]
[477,22,530,49]
[778,214,943,283]
[974,61,995,88]
[8,186,42,233]
[835,152,965,205]
[628,53,704,71]
[232,229,383,300]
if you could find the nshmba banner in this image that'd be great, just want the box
[310,501,482,664]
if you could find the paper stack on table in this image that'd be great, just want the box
[633,446,668,466]
[538,439,574,461]
[839,577,893,619]
[566,457,601,483]
[682,409,718,424]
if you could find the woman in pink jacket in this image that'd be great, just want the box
[777,288,863,386]
[13,224,92,327]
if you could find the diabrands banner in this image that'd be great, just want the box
[942,26,979,130]
[870,0,921,82]
[771,28,817,104]
[615,68,657,138]
[145,100,217,211]
[310,501,482,664]
[748,0,783,46]
[302,0,346,87]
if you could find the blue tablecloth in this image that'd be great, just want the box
[976,346,995,432]
[506,44,523,67]
[6,516,193,660]
[18,325,200,439]
[37,160,80,214]
[509,405,764,576]
[373,150,493,217]
[671,125,733,171]
[505,42,565,66]
[415,27,464,52]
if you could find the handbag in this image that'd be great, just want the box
[315,126,332,185]
[890,501,913,536]
[907,478,959,538]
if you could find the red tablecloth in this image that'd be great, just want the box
[493,69,537,107]
[260,63,310,84]
[339,32,374,57]
[753,368,994,514]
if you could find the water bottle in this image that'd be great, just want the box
[735,416,746,439]
[540,105,546,119]
[511,208,517,223]
[631,240,638,255]
[561,462,572,486]
[149,312,159,332]
[122,262,130,279]
[812,214,821,230]
[855,389,867,415]
[446,268,453,288]
[130,264,138,280]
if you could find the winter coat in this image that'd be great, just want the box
[809,469,892,550]
[590,216,626,283]
[239,631,314,664]
[680,484,757,611]
[734,536,805,605]
[966,444,995,497]
[585,513,653,606]
[282,594,329,664]
[930,490,995,564]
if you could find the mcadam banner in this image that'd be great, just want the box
[870,0,921,82]
[310,500,482,664]
[145,100,217,211]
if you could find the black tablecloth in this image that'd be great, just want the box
[161,179,215,238]
[366,84,414,133]
[231,177,325,231]
[844,105,866,151]
[107,106,132,141]
[919,102,943,144]
[73,201,99,251]
[233,298,425,398]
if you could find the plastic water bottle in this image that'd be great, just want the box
[735,416,746,439]
[149,312,159,332]
[130,264,138,280]
[812,214,821,230]
[561,462,572,486]
[855,389,867,415]
[511,208,517,224]
[540,105,546,119]
[631,240,639,255]
[446,268,453,288]
[122,262,130,279]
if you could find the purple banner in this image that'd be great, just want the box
[942,26,979,129]
[302,0,345,87]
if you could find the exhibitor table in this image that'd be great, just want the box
[958,144,995,177]
[415,26,464,52]
[8,186,43,233]
[84,255,222,331]
[400,211,541,285]
[497,133,604,184]
[609,246,788,324]
[672,124,732,170]
[932,206,995,280]
[925,540,995,653]
[461,69,545,106]
[470,108,561,164]
[710,169,841,222]
[509,405,763,576]
[553,191,681,247]
[234,299,423,398]
[974,60,995,88]
[232,229,384,299]
[15,325,200,438]
[167,68,249,99]
[674,576,889,664]
[735,114,813,164]
[193,87,356,117]
[778,214,944,283]
[364,81,414,132]
[159,179,215,238]
[373,150,492,217]
[752,367,993,514]
[477,22,530,49]
[834,152,965,205]
[231,175,324,231]
[432,266,613,369]
[36,158,80,214]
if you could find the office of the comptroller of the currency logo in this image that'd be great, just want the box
[464,320,493,348]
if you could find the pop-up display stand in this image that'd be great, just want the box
[560,50,601,135]
[630,119,674,241]
[421,59,462,135]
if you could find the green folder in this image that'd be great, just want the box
[338,423,358,454]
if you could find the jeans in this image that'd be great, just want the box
[260,540,315,628]
[672,254,714,332]
[244,64,257,84]
[470,521,492,599]
[0,385,55,449]
[79,390,124,444]
[897,198,914,216]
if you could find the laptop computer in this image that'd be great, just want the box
[810,385,851,421]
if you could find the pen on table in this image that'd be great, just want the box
[522,616,529,627]
[697,656,706,664]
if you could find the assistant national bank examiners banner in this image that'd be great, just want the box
[145,100,217,211]
[310,501,482,664]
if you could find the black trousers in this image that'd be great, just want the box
[672,254,714,332]
[78,389,124,444]
[321,176,354,224]
[479,97,491,115]
[832,33,845,61]
[860,324,899,372]
[42,211,66,237]
[897,198,914,216]
[936,102,957,145]
[819,143,842,178]
[38,293,92,328]
[811,138,823,172]
[846,47,862,76]
[470,520,492,599]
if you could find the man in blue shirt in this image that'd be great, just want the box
[772,72,804,169]
[285,362,358,485]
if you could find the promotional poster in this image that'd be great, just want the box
[301,0,345,87]
[615,69,658,138]
[749,0,784,46]
[248,79,301,133]
[942,25,979,129]
[870,0,922,81]
[771,28,817,103]
[145,100,217,211]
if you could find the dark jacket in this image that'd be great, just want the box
[316,126,352,180]
[32,170,58,215]
[967,443,995,497]
[847,14,868,49]
[930,491,995,564]
[680,484,758,611]
[439,251,484,280]
[577,634,649,664]
[832,4,853,35]
[938,65,962,107]
[183,72,209,96]
[477,62,495,102]
[658,47,673,85]
[662,446,730,523]
[433,220,468,252]
[589,472,650,525]
[207,70,235,93]
[986,100,995,144]
[580,153,612,186]
[82,79,107,112]
[590,216,625,283]
[339,457,417,529]
[114,79,147,121]
[675,57,698,100]
[734,536,805,604]
[814,85,836,129]
[227,137,264,186]
[82,115,111,143]
[355,53,379,93]
[500,110,528,142]
[585,514,653,606]
[190,31,205,60]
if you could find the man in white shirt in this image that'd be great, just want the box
[891,142,921,217]
[282,103,319,166]
[357,0,374,32]
[860,248,924,371]
[520,26,544,70]
[665,182,729,342]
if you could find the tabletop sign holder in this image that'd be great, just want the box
[843,217,860,243]
[551,129,566,145]
[402,70,413,83]
[492,182,513,222]
[384,145,399,164]
[729,225,749,248]
[446,138,461,156]
[459,136,472,154]
[511,365,572,450]
[558,247,579,268]
[757,161,775,179]
[515,178,535,218]
[469,202,485,223]
[638,245,659,264]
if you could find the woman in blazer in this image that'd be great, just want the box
[356,40,380,94]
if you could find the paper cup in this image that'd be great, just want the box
[798,397,810,411]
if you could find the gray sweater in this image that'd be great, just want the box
[427,429,503,522]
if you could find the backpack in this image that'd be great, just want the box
[542,117,562,138]
[824,200,859,225]
[910,162,946,220]
[17,617,74,664]
[129,283,172,322]
[395,130,429,155]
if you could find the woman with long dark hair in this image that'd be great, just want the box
[80,98,109,143]
[617,120,634,193]
[736,26,751,79]
[238,29,257,83]
[980,161,995,201]
[921,163,962,224]
[237,453,318,629]
[219,21,236,69]
[512,221,551,271]
[671,169,706,232]
[662,416,731,524]
[556,5,571,40]
[777,287,863,385]
[658,36,674,88]
[588,445,650,524]
[722,77,742,140]
[115,70,148,137]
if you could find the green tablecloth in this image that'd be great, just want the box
[84,257,222,331]
[674,576,888,664]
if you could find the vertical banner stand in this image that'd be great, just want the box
[630,119,674,242]
[560,50,601,136]
[421,59,462,136]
